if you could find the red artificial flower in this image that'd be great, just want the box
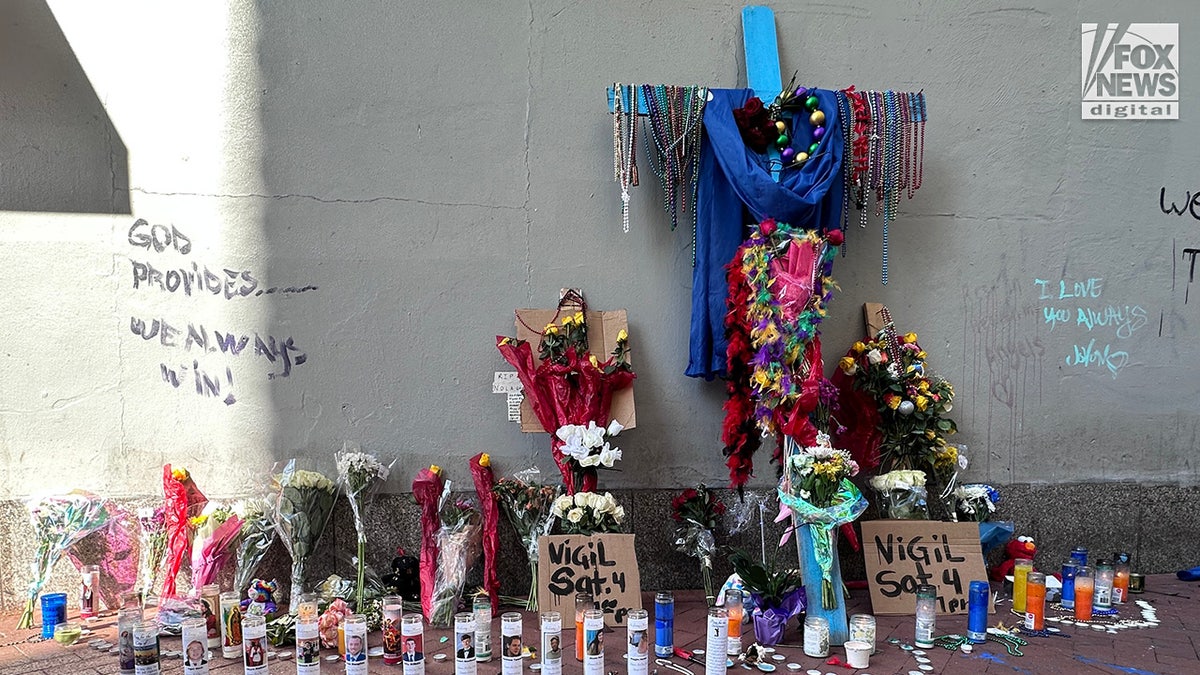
[827,229,844,246]
[760,219,777,236]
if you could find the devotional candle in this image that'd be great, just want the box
[342,614,368,675]
[80,564,100,620]
[574,592,592,662]
[118,606,143,675]
[501,612,523,675]
[914,585,937,649]
[242,614,268,675]
[654,592,674,658]
[454,612,477,675]
[181,617,210,675]
[724,589,744,656]
[627,609,649,675]
[967,581,989,643]
[296,612,321,675]
[219,591,243,659]
[539,611,561,675]
[1061,561,1078,610]
[133,620,161,675]
[1094,560,1114,610]
[582,609,604,675]
[401,614,425,675]
[1074,566,1094,621]
[705,608,728,675]
[382,595,404,665]
[1024,572,1046,631]
[1012,558,1033,613]
[474,596,493,663]
[200,584,221,649]
[1113,561,1131,604]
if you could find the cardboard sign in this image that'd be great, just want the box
[538,534,641,626]
[514,308,636,433]
[860,520,992,615]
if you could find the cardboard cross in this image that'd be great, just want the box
[607,5,785,179]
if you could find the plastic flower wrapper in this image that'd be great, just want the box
[468,452,500,611]
[493,467,561,610]
[16,491,110,629]
[161,464,208,599]
[232,496,276,594]
[335,444,393,610]
[429,485,482,626]
[728,548,804,647]
[777,435,866,610]
[671,485,725,606]
[496,309,635,495]
[868,469,930,520]
[550,490,625,536]
[953,483,999,523]
[136,506,167,600]
[270,459,337,613]
[412,465,445,620]
[189,502,244,591]
[67,500,140,611]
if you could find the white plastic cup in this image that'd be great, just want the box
[844,641,871,669]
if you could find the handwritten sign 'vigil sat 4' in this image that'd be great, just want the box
[538,534,641,626]
[860,520,992,616]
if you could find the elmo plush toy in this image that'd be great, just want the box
[991,536,1036,581]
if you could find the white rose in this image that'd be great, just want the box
[582,421,605,449]
[553,495,574,516]
[594,493,617,515]
[867,349,884,365]
[574,492,590,508]
[941,402,953,413]
[556,424,585,444]
[612,505,626,523]
[606,419,624,437]
[566,508,585,524]
[598,443,622,467]
[579,454,601,468]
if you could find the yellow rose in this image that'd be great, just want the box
[543,323,559,335]
[917,350,927,359]
[918,380,930,393]
[904,332,918,344]
[915,395,929,411]
[885,394,901,410]
[479,454,490,468]
[925,429,936,440]
[838,356,858,375]
[573,311,584,325]
[617,328,628,342]
[852,341,867,354]
[588,355,600,368]
[430,464,442,475]
[499,337,512,346]
[172,467,190,481]
[561,314,575,326]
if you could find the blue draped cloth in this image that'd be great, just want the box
[686,88,846,379]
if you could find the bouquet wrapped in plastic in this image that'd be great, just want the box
[271,459,337,612]
[953,483,1000,523]
[493,467,561,610]
[189,503,243,591]
[232,497,276,595]
[335,446,392,610]
[136,506,167,600]
[671,485,725,606]
[430,485,481,626]
[868,469,930,520]
[16,491,110,628]
[550,491,625,535]
[67,500,140,612]
[161,465,208,598]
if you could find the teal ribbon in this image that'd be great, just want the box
[778,479,867,590]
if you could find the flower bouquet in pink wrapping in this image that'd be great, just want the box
[16,491,110,629]
[189,503,244,591]
[67,500,140,612]
[496,309,634,494]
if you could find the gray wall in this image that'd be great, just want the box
[1,1,1198,606]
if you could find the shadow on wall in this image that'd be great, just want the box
[0,0,130,214]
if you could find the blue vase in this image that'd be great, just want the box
[797,523,849,645]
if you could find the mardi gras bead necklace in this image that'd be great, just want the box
[612,83,639,233]
[641,84,707,254]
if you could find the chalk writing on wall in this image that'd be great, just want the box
[123,218,315,404]
[1034,276,1146,378]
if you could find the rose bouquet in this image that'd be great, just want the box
[189,503,244,591]
[953,483,1000,523]
[335,446,392,610]
[497,306,635,495]
[271,460,338,613]
[16,491,110,629]
[232,497,276,595]
[468,453,500,610]
[869,469,930,520]
[555,420,624,491]
[161,465,208,599]
[493,468,561,610]
[550,491,625,535]
[136,506,167,600]
[412,465,445,620]
[777,433,866,610]
[671,485,725,606]
[430,487,481,626]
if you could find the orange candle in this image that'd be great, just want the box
[1024,572,1046,631]
[574,592,592,662]
[1074,567,1094,621]
[1113,564,1130,604]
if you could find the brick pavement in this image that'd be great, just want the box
[1,576,1196,674]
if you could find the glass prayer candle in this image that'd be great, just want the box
[296,593,320,623]
[182,616,209,675]
[242,614,268,675]
[501,612,523,675]
[803,616,829,658]
[848,614,876,654]
[725,589,744,656]
[574,592,593,662]
[1061,562,1078,609]
[133,619,161,675]
[338,619,346,658]
[539,611,562,675]
[654,592,674,658]
[914,584,937,649]
[1070,547,1088,566]
[1012,558,1033,613]
[967,581,989,643]
[1129,573,1145,594]
[1024,572,1046,631]
[343,614,368,674]
[705,608,728,675]
[219,591,242,659]
[118,606,143,675]
[582,609,604,675]
[626,609,649,675]
[296,613,321,675]
[383,595,404,665]
[454,612,478,675]
[474,595,493,662]
[401,614,426,675]
[1113,562,1131,604]
[40,592,67,639]
[200,584,221,648]
[1094,560,1114,609]
[80,564,100,620]
[1074,566,1094,621]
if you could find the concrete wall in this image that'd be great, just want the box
[2,1,1199,606]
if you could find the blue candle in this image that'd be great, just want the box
[40,593,68,639]
[966,581,989,644]
[1070,547,1088,567]
[1061,562,1078,609]
[654,592,674,658]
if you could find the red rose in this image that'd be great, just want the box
[827,229,844,246]
[760,219,777,236]
[743,97,764,117]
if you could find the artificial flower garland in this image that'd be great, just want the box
[722,219,841,489]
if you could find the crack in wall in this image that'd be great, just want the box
[125,187,521,211]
